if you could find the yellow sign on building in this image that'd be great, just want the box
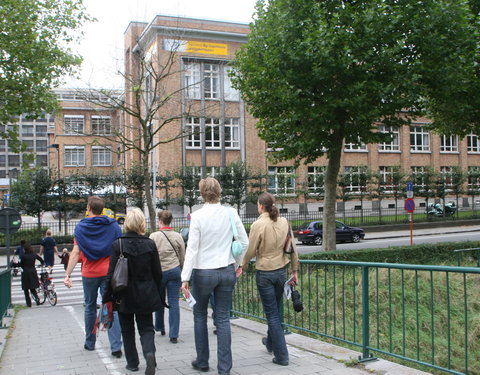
[163,39,228,56]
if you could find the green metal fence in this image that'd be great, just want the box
[454,248,480,267]
[0,269,11,327]
[232,260,480,375]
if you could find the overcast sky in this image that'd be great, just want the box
[62,0,257,89]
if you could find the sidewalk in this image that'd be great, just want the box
[365,222,480,240]
[0,301,431,375]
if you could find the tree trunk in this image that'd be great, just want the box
[323,131,344,251]
[143,157,156,232]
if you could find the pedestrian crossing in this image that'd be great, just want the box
[11,263,85,307]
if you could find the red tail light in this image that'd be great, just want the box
[298,229,311,235]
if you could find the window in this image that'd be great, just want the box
[184,62,201,99]
[410,126,430,152]
[36,155,47,167]
[0,155,5,167]
[379,166,395,191]
[307,166,326,192]
[64,146,85,167]
[468,166,480,189]
[440,135,458,153]
[8,155,20,167]
[21,125,34,137]
[343,166,368,193]
[411,166,426,189]
[204,64,219,99]
[223,66,240,101]
[224,118,240,149]
[467,133,480,153]
[344,139,367,151]
[378,126,400,151]
[35,125,47,137]
[36,140,47,151]
[205,118,220,148]
[23,140,34,151]
[268,166,295,195]
[440,166,453,188]
[64,115,84,134]
[92,146,112,166]
[185,117,201,148]
[0,141,5,152]
[91,116,112,135]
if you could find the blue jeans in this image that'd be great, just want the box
[82,276,122,351]
[154,266,182,338]
[192,264,236,375]
[256,267,289,363]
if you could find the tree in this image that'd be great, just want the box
[450,166,466,215]
[125,163,146,209]
[174,166,202,214]
[156,170,175,210]
[389,167,406,221]
[0,0,91,148]
[78,41,196,231]
[369,172,388,224]
[10,168,52,229]
[232,0,478,250]
[467,167,480,215]
[412,167,436,213]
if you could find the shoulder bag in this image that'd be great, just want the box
[228,209,244,261]
[111,239,128,293]
[160,230,180,261]
[284,223,294,254]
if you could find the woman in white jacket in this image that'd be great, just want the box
[181,177,248,375]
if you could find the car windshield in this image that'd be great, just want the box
[299,222,310,230]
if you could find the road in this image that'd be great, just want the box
[295,229,480,255]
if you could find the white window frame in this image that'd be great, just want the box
[64,115,84,135]
[268,166,296,195]
[204,63,219,99]
[467,132,480,153]
[378,125,400,152]
[440,166,453,188]
[184,62,201,99]
[410,126,430,152]
[92,146,112,166]
[307,166,325,192]
[344,139,367,152]
[343,166,367,193]
[379,166,396,192]
[91,116,112,135]
[64,146,85,167]
[205,118,220,149]
[440,135,459,153]
[185,117,201,149]
[223,66,240,101]
[224,118,240,149]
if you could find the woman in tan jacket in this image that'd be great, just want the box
[238,192,299,366]
[150,210,185,343]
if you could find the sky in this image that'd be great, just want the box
[63,0,258,89]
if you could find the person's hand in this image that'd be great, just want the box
[181,281,190,299]
[64,275,73,288]
[235,266,243,278]
[289,271,298,286]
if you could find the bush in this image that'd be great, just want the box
[301,240,480,265]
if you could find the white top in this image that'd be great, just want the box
[181,203,249,282]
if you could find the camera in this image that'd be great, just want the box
[290,286,303,312]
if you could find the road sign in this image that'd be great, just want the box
[406,182,413,191]
[0,207,21,234]
[405,198,415,213]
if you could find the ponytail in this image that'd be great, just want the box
[258,192,279,222]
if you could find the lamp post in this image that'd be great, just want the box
[49,144,61,231]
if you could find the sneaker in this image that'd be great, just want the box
[262,337,272,353]
[272,358,289,366]
[84,344,94,351]
[170,337,178,344]
[145,352,156,375]
[191,360,209,372]
[125,364,139,372]
[111,350,122,358]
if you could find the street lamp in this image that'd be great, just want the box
[49,143,60,178]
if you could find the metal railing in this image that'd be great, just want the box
[0,269,11,327]
[232,260,480,375]
[454,248,480,267]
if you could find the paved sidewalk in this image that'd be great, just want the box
[0,301,431,375]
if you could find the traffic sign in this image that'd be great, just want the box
[0,207,21,234]
[406,182,413,191]
[405,198,415,213]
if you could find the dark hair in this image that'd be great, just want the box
[158,210,173,226]
[258,192,279,222]
[24,243,34,254]
[88,196,104,215]
[20,239,26,246]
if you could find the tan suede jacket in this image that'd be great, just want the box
[150,229,185,272]
[241,212,299,272]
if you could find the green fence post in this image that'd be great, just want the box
[359,266,376,362]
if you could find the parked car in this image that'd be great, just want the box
[296,220,365,246]
[84,208,126,224]
[425,202,456,217]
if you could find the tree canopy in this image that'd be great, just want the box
[232,0,478,250]
[0,0,91,131]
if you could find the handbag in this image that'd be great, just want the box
[228,209,244,261]
[290,285,303,312]
[284,224,294,254]
[111,239,128,293]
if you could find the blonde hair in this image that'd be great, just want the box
[199,177,222,203]
[62,248,68,254]
[46,230,52,236]
[124,207,146,235]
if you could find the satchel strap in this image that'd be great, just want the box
[228,209,238,240]
[118,238,124,258]
[160,230,180,260]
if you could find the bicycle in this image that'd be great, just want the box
[36,266,57,306]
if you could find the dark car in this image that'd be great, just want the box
[296,220,365,246]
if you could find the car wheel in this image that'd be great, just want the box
[302,241,308,245]
[117,218,125,225]
[314,236,323,246]
[352,233,361,243]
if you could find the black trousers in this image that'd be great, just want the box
[24,288,39,307]
[118,312,155,367]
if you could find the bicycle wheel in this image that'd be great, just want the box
[47,290,57,306]
[36,287,46,305]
